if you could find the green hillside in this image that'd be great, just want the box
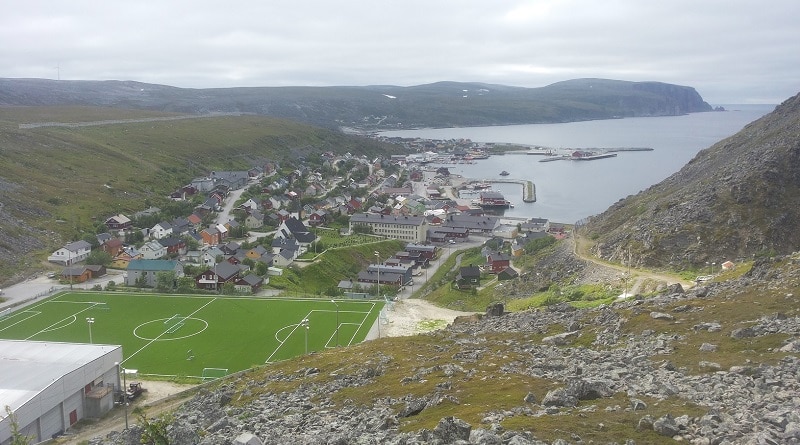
[0,106,399,283]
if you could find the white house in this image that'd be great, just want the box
[150,221,173,240]
[240,198,260,211]
[139,240,167,260]
[47,240,93,266]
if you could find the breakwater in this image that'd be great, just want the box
[464,179,536,202]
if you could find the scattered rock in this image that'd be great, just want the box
[234,432,263,445]
[653,414,681,437]
[699,342,718,352]
[542,330,580,346]
[485,302,505,317]
[650,311,675,321]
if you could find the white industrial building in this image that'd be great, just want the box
[0,340,123,444]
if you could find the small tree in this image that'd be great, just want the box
[221,282,236,295]
[138,413,172,445]
[155,271,176,292]
[85,250,112,266]
[4,406,32,445]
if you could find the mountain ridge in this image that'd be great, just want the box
[0,77,713,130]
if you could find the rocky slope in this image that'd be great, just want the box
[582,92,800,269]
[0,78,712,130]
[87,253,800,445]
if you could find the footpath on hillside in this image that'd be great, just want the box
[570,229,694,294]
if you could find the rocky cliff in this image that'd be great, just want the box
[582,92,800,269]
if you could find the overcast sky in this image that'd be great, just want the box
[2,1,798,104]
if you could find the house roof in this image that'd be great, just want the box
[281,217,315,241]
[64,240,92,252]
[272,237,299,249]
[249,245,268,255]
[212,261,240,279]
[127,259,180,271]
[62,266,88,276]
[357,270,403,284]
[158,237,184,248]
[104,238,124,248]
[350,213,426,226]
[498,267,519,279]
[153,221,172,230]
[458,265,481,279]
[488,252,511,262]
[337,279,355,289]
[236,274,263,286]
[105,214,131,224]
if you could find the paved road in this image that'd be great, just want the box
[0,269,126,312]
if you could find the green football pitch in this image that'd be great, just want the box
[0,291,384,379]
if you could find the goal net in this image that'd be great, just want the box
[201,368,228,381]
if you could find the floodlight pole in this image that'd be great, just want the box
[331,299,340,346]
[86,317,95,344]
[301,318,309,354]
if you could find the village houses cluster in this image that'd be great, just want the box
[46,148,561,295]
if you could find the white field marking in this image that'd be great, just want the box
[321,303,376,348]
[265,306,375,362]
[265,310,314,364]
[132,317,209,341]
[25,302,101,340]
[0,310,41,333]
[348,302,376,346]
[122,297,217,366]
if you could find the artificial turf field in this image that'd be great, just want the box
[0,291,383,379]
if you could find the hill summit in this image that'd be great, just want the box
[582,92,800,269]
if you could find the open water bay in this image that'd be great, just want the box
[380,105,774,223]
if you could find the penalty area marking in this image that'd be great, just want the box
[133,317,209,341]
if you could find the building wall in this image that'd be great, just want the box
[2,346,122,444]
[351,220,428,243]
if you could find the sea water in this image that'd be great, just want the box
[379,105,774,223]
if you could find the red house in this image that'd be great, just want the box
[486,252,511,274]
[101,238,124,257]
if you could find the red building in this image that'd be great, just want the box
[486,252,511,274]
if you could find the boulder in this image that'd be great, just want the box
[568,379,613,400]
[542,330,580,346]
[399,398,427,418]
[730,326,757,338]
[650,311,675,321]
[433,416,471,442]
[486,302,505,317]
[665,283,684,294]
[652,414,681,437]
[234,432,263,445]
[542,387,578,408]
[699,343,718,352]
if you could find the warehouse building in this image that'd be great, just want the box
[0,340,123,444]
